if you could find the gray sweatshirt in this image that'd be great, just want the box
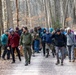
[67,32,75,46]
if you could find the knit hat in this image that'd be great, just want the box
[9,28,14,33]
[56,29,60,32]
[66,27,71,31]
[49,28,54,33]
[16,27,19,30]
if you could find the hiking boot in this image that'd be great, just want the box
[72,60,75,62]
[7,58,10,60]
[56,61,60,65]
[28,61,31,64]
[25,63,28,66]
[19,58,21,61]
[2,57,6,60]
[69,60,71,62]
[11,61,15,64]
[33,55,35,57]
[61,63,63,66]
[37,51,40,53]
[46,55,48,58]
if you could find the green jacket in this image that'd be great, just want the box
[20,32,32,46]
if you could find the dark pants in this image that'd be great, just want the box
[7,46,12,59]
[55,47,65,64]
[46,43,50,57]
[42,42,45,56]
[46,49,49,57]
[52,45,56,57]
[23,45,32,64]
[11,47,21,62]
[2,46,7,59]
[2,46,12,59]
[0,46,1,57]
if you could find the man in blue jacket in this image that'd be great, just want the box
[45,30,52,58]
[1,30,9,60]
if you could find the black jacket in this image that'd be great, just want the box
[51,33,66,47]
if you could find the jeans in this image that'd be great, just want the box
[2,45,7,59]
[55,46,65,63]
[67,45,74,61]
[34,40,40,52]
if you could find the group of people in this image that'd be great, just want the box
[0,26,76,66]
[40,27,76,66]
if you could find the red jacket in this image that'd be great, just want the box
[8,33,20,48]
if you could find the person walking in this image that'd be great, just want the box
[15,27,22,36]
[15,27,24,56]
[51,29,66,66]
[1,30,9,60]
[45,30,52,58]
[20,27,32,66]
[0,36,2,58]
[30,29,35,57]
[51,31,56,58]
[8,29,21,63]
[41,29,46,56]
[66,27,75,62]
[33,27,40,53]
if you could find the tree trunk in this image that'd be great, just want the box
[0,0,3,34]
[6,0,14,28]
[16,0,19,27]
[27,0,32,29]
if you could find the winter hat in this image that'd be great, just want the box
[9,28,14,33]
[16,27,19,30]
[66,27,71,31]
[42,28,45,31]
[49,28,54,33]
[56,29,60,32]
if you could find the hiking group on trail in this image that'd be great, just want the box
[0,26,76,66]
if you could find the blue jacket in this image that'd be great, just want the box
[1,34,8,46]
[38,29,42,38]
[45,33,52,43]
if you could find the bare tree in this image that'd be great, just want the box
[1,0,76,30]
[0,0,3,34]
[16,0,19,27]
[6,0,14,28]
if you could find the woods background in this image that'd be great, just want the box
[0,0,76,34]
